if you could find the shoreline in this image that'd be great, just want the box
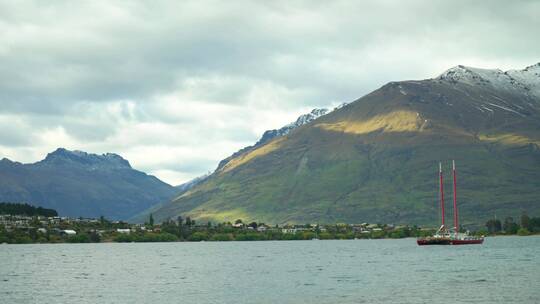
[2,234,539,245]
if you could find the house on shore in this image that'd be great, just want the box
[61,229,77,236]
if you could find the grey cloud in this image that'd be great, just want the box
[147,159,218,175]
[2,0,538,111]
[0,116,37,147]
[0,0,539,183]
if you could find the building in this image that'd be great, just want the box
[367,224,379,229]
[282,228,297,234]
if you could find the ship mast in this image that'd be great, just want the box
[453,160,458,235]
[439,162,445,229]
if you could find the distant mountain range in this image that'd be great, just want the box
[144,63,540,226]
[0,148,177,220]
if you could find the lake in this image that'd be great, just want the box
[1,237,539,303]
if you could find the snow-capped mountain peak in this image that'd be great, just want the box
[255,108,330,146]
[506,62,540,98]
[438,65,495,85]
[437,63,540,98]
[283,108,330,129]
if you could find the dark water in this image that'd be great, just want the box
[1,237,539,303]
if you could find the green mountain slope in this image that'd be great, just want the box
[147,64,540,226]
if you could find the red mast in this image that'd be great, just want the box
[453,160,458,232]
[439,162,445,227]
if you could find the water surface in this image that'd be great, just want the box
[1,237,539,303]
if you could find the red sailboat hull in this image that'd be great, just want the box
[417,238,484,246]
[449,239,484,245]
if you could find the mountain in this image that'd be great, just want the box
[0,148,178,220]
[215,107,334,172]
[172,109,336,194]
[148,63,540,226]
[129,107,337,223]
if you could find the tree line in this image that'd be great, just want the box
[484,213,539,236]
[0,202,58,217]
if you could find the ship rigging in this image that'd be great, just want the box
[417,160,484,246]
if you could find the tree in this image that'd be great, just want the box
[521,212,531,230]
[161,220,181,237]
[89,230,101,242]
[248,222,258,229]
[503,217,519,234]
[486,219,502,234]
[530,217,540,232]
[235,219,243,224]
[177,216,183,226]
[149,213,154,227]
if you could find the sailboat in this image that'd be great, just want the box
[417,160,484,246]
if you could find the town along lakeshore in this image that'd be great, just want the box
[2,212,538,244]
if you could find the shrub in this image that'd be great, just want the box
[210,233,234,241]
[318,232,333,240]
[67,233,90,243]
[517,228,531,236]
[235,232,265,241]
[140,232,178,242]
[114,233,134,242]
[14,235,33,244]
[187,232,208,242]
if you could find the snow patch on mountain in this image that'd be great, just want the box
[506,63,540,99]
[256,108,330,145]
[437,63,540,99]
[333,102,349,110]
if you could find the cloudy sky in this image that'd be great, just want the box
[0,1,539,185]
